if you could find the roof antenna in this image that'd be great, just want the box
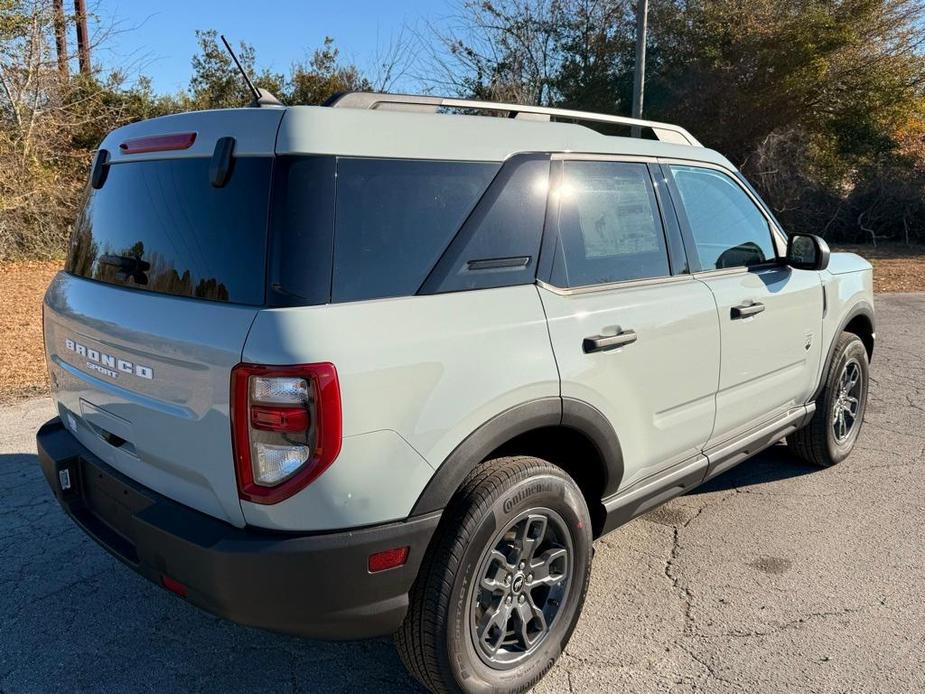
[220,34,282,108]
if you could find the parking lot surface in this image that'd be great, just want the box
[1,293,923,693]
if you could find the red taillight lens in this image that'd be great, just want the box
[119,132,196,154]
[231,363,342,505]
[368,547,410,573]
[250,405,310,432]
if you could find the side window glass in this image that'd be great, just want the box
[421,155,550,293]
[668,165,776,270]
[551,161,670,288]
[332,158,499,302]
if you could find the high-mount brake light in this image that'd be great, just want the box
[119,132,197,154]
[231,363,342,504]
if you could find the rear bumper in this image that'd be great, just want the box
[36,418,440,640]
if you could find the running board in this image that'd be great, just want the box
[599,405,814,536]
[702,405,814,482]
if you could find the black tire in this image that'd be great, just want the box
[789,331,869,467]
[395,456,592,694]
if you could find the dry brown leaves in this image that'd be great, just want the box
[0,248,923,402]
[835,245,925,294]
[0,260,61,403]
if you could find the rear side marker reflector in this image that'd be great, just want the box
[368,547,410,573]
[120,132,197,154]
[161,575,189,597]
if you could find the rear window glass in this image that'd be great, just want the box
[67,157,272,305]
[331,158,499,302]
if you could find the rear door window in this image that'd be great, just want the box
[331,158,499,302]
[551,161,671,287]
[67,157,272,305]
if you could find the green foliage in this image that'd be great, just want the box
[288,37,370,105]
[3,0,925,259]
[439,0,925,244]
[0,8,371,260]
[187,31,368,108]
[188,29,285,109]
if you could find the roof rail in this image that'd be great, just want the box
[324,92,701,147]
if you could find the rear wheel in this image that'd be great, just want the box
[789,332,869,467]
[395,456,592,694]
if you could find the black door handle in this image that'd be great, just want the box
[731,301,765,319]
[583,330,638,353]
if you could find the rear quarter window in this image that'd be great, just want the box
[331,158,499,302]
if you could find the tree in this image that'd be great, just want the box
[188,29,285,109]
[287,37,370,105]
[425,0,572,105]
[0,0,168,259]
[434,0,925,243]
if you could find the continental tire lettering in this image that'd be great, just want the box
[503,482,553,513]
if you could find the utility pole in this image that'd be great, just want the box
[74,0,91,76]
[52,0,68,80]
[631,0,648,137]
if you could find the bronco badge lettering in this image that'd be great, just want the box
[64,337,154,380]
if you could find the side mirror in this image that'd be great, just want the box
[786,233,830,271]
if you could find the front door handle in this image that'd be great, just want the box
[583,330,638,354]
[731,301,765,319]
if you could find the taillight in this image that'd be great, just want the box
[231,363,342,504]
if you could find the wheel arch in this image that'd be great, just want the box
[811,300,875,403]
[410,397,623,537]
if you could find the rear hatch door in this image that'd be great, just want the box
[43,108,284,526]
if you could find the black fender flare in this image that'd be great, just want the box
[810,300,875,403]
[410,397,624,515]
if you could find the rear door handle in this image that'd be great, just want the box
[583,330,638,354]
[731,301,765,319]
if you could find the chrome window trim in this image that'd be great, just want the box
[537,274,695,297]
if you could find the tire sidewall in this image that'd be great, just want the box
[824,337,869,462]
[446,470,592,694]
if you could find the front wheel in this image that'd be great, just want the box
[789,331,869,467]
[395,457,592,694]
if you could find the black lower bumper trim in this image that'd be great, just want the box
[36,418,441,640]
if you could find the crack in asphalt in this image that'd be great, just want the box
[679,642,747,691]
[700,597,893,640]
[664,524,694,636]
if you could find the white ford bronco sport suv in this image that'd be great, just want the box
[37,92,875,693]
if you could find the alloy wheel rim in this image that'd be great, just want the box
[469,508,572,668]
[832,358,863,444]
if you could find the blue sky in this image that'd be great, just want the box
[93,0,453,94]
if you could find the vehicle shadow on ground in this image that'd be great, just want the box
[690,442,821,494]
[0,452,425,693]
[0,443,819,693]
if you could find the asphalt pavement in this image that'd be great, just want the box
[1,293,923,693]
